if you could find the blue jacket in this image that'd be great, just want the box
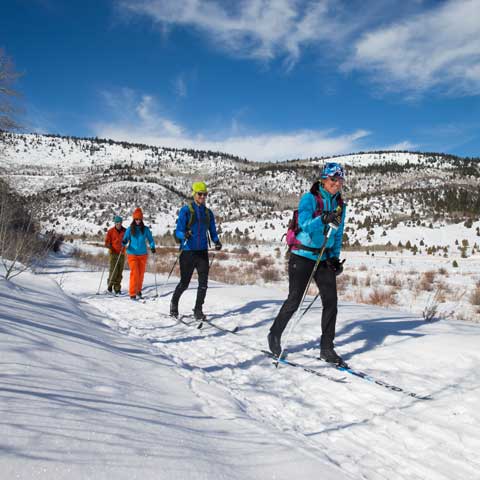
[294,187,346,262]
[175,203,219,251]
[122,224,155,255]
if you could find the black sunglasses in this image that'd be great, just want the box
[327,176,344,183]
[196,192,208,197]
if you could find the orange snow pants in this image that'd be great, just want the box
[127,254,148,297]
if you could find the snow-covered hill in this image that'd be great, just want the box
[1,251,480,479]
[2,132,479,255]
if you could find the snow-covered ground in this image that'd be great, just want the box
[2,250,480,479]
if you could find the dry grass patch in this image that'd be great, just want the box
[261,268,281,282]
[367,287,398,307]
[385,274,402,287]
[210,263,257,285]
[72,249,109,269]
[470,282,480,313]
[336,273,353,293]
[256,256,275,268]
[418,270,436,292]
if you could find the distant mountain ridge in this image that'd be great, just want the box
[1,132,479,255]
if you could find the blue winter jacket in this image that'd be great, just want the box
[122,225,155,255]
[294,186,346,262]
[175,202,219,251]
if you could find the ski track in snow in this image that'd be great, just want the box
[63,265,480,480]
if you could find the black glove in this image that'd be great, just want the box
[321,210,341,227]
[326,257,345,276]
[214,240,222,251]
[151,247,156,254]
[185,230,192,239]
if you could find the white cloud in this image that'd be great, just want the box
[92,88,370,161]
[98,88,184,137]
[119,0,480,97]
[119,0,344,65]
[345,0,480,96]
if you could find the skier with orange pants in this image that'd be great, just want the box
[122,208,156,300]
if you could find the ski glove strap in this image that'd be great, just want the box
[321,210,341,227]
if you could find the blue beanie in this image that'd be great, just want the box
[113,215,123,223]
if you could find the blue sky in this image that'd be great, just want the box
[2,0,479,161]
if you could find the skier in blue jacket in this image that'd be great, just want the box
[121,207,156,299]
[268,162,347,364]
[170,181,221,320]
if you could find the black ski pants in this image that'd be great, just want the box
[171,250,209,309]
[270,253,338,350]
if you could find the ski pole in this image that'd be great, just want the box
[107,250,124,291]
[96,264,107,295]
[277,223,338,364]
[209,252,216,269]
[298,259,345,316]
[152,251,159,297]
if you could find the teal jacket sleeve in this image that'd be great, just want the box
[298,193,323,234]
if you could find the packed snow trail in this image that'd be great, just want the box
[0,265,351,480]
[2,253,480,480]
[77,267,480,480]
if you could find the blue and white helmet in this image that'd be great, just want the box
[321,162,345,180]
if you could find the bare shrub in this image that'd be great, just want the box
[435,281,452,301]
[364,275,371,287]
[470,283,480,313]
[385,274,402,287]
[261,267,281,282]
[231,246,249,254]
[256,256,274,269]
[0,178,56,279]
[438,267,448,276]
[367,287,398,307]
[0,48,22,131]
[213,251,229,261]
[71,248,110,269]
[422,284,450,321]
[418,270,436,292]
[359,264,367,271]
[210,263,257,285]
[336,273,352,294]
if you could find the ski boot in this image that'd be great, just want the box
[193,307,206,321]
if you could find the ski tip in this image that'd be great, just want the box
[197,322,203,329]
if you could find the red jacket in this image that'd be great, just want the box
[105,226,126,254]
